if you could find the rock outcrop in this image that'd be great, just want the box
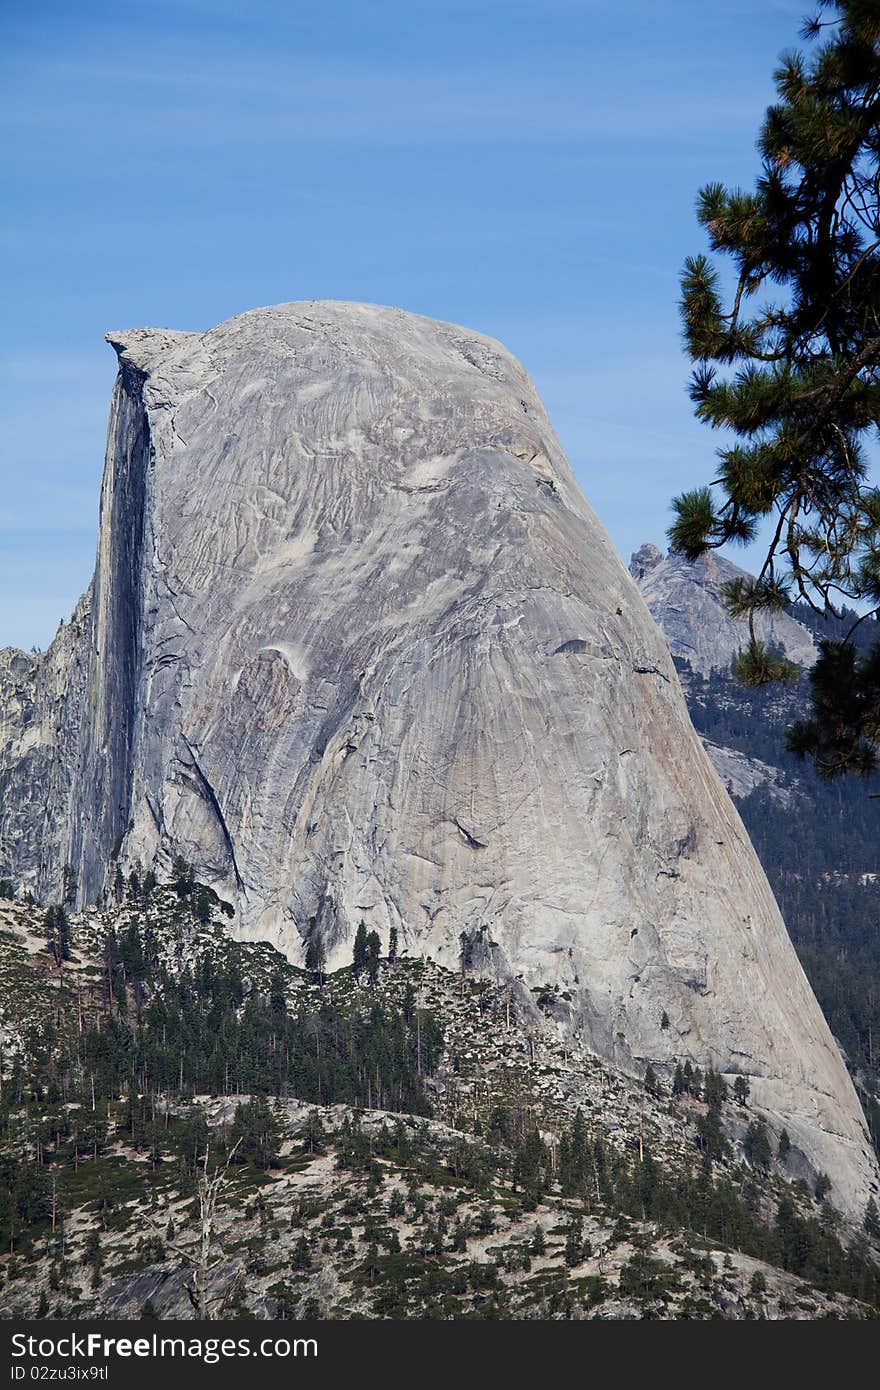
[630,543,817,677]
[699,739,792,806]
[628,543,807,799]
[0,301,876,1219]
[0,593,91,896]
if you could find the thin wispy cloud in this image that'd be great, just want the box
[1,55,771,150]
[0,0,806,648]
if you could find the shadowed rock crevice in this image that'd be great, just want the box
[67,353,152,902]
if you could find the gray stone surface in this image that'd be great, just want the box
[700,739,791,806]
[629,542,812,800]
[630,542,817,677]
[0,592,91,897]
[0,301,876,1219]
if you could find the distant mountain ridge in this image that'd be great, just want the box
[630,543,817,677]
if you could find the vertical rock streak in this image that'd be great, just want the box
[69,361,150,899]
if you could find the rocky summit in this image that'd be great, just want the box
[0,301,877,1222]
[629,543,818,678]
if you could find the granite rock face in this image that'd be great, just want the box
[699,739,792,806]
[0,302,876,1218]
[630,543,818,677]
[0,593,91,897]
[629,543,805,799]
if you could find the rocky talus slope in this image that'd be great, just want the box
[0,302,876,1220]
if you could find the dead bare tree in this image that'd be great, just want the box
[150,1138,243,1318]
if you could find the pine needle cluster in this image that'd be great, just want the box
[670,2,880,773]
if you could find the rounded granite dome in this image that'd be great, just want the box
[2,301,877,1221]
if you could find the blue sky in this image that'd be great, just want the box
[1,0,805,650]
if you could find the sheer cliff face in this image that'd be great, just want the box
[1,301,876,1219]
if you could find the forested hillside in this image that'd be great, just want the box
[2,883,879,1320]
[676,602,880,1151]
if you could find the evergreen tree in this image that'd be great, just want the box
[671,2,880,773]
[365,930,382,985]
[171,855,194,897]
[191,885,215,925]
[745,1119,773,1170]
[62,864,77,906]
[268,966,288,1018]
[292,1234,312,1270]
[388,1189,406,1219]
[564,1215,586,1267]
[695,1107,728,1163]
[704,1067,728,1109]
[56,907,70,962]
[82,1230,103,1278]
[44,905,70,963]
[304,926,326,985]
[733,1075,751,1106]
[302,1110,326,1156]
[353,921,369,981]
[230,1097,282,1170]
[511,1129,546,1210]
[401,982,416,1023]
